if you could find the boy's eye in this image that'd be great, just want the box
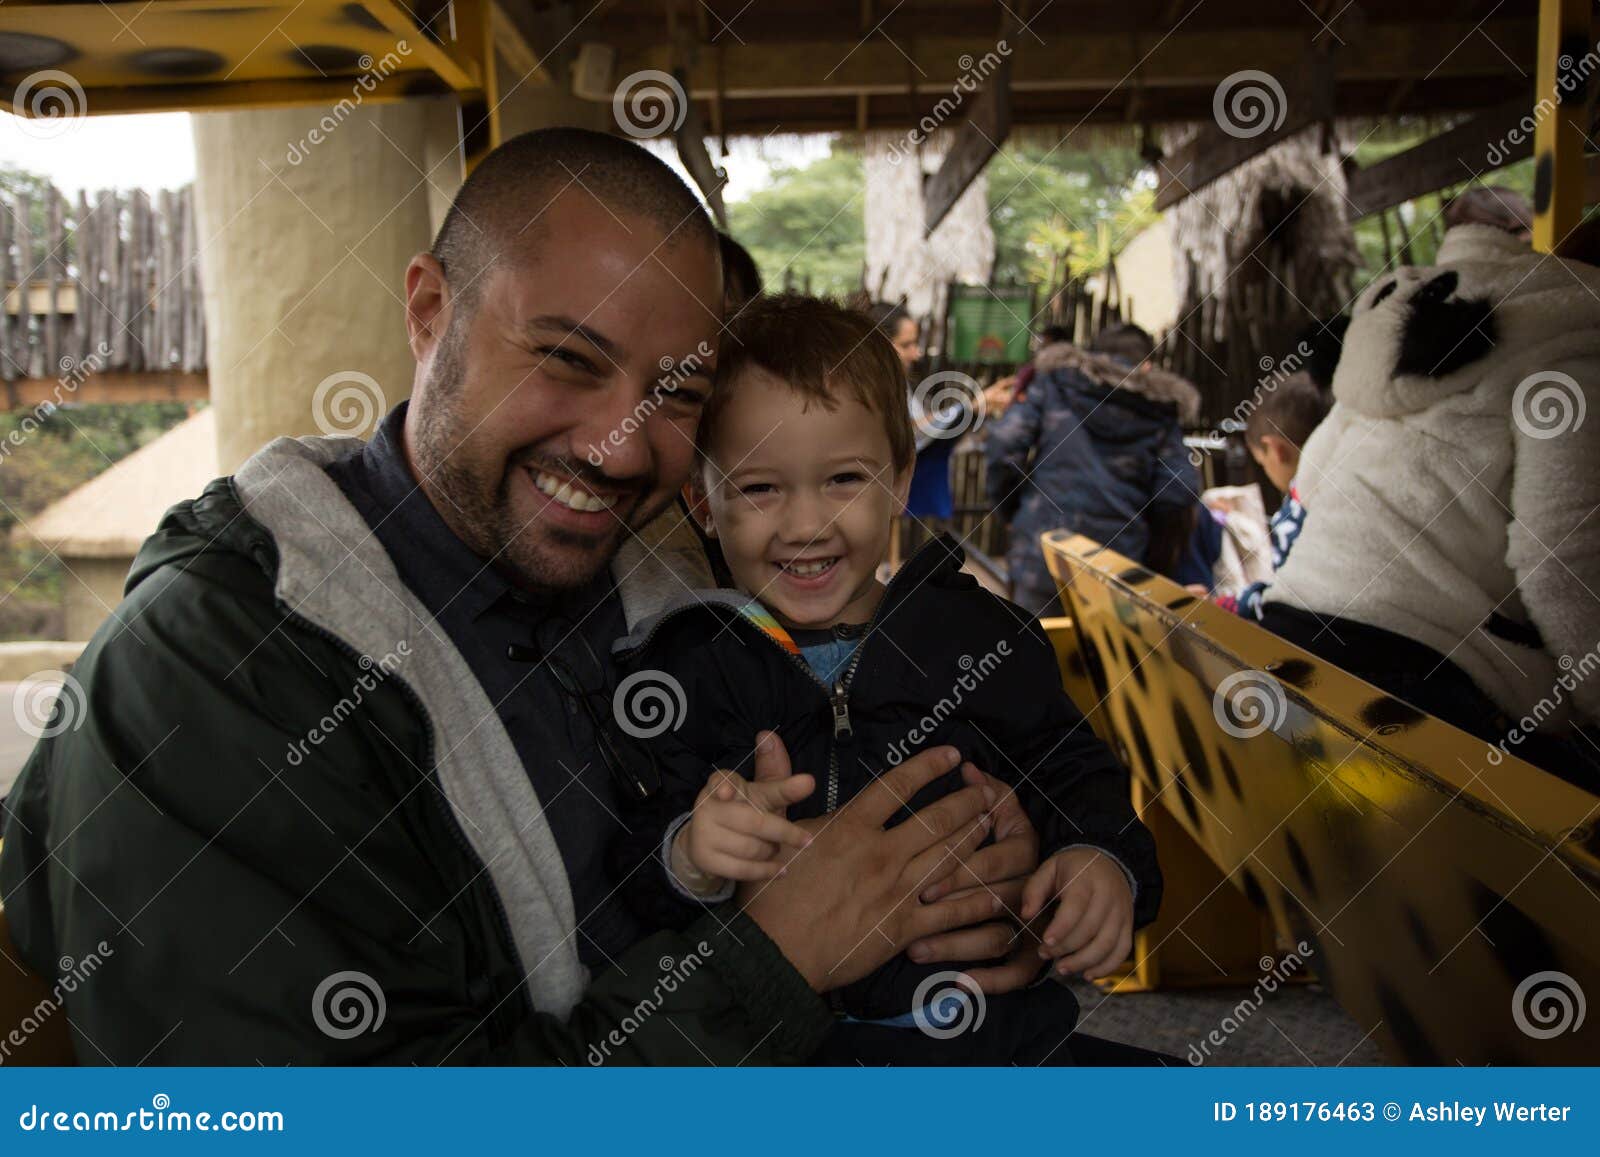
[739,482,775,496]
[830,471,865,486]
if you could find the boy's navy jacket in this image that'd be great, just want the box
[611,535,1162,1020]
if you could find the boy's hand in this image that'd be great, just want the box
[674,731,815,892]
[1020,847,1134,980]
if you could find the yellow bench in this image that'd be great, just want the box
[0,902,75,1065]
[1042,530,1600,1064]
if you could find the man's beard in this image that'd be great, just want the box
[409,323,668,594]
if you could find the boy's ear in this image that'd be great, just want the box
[891,462,913,514]
[683,477,715,538]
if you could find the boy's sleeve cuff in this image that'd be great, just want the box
[1062,843,1139,901]
[661,812,736,904]
[693,910,835,1062]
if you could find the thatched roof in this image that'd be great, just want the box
[1166,125,1360,331]
[17,407,215,559]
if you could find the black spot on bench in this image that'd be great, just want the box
[0,32,76,71]
[1168,594,1196,609]
[1174,707,1213,794]
[1173,772,1202,829]
[1237,865,1268,911]
[288,44,368,72]
[129,47,225,77]
[1359,695,1427,731]
[1376,980,1441,1064]
[1404,905,1436,961]
[340,2,388,30]
[1116,566,1154,585]
[1126,714,1156,784]
[1471,880,1560,984]
[1283,830,1317,900]
[1270,658,1315,688]
[1217,748,1243,801]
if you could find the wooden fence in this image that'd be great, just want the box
[1,184,206,392]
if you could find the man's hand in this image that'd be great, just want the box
[906,767,1047,994]
[1021,846,1134,980]
[671,735,815,893]
[740,734,1002,992]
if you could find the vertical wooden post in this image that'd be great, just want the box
[1531,0,1592,254]
[453,0,502,176]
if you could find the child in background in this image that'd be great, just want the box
[1218,373,1330,620]
[613,294,1161,1064]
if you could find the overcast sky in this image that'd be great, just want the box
[0,110,829,204]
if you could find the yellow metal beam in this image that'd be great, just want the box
[1531,0,1593,254]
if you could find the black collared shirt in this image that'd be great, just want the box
[325,403,641,970]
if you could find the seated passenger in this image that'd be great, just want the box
[986,322,1200,616]
[613,294,1161,1064]
[1254,225,1600,782]
[1216,372,1330,618]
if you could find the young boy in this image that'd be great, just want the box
[1219,372,1330,621]
[612,294,1161,1063]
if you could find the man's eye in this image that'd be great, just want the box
[540,347,597,374]
[654,383,707,410]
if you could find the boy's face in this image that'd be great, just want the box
[700,367,910,631]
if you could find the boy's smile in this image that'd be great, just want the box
[701,367,911,631]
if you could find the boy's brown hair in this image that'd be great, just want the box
[703,293,916,473]
[1244,372,1331,450]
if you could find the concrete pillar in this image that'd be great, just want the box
[195,56,614,471]
[193,99,448,472]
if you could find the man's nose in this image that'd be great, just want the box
[579,386,654,479]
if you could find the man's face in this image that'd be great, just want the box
[406,191,722,593]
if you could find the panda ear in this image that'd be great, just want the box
[1393,271,1497,378]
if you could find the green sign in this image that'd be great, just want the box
[945,286,1034,363]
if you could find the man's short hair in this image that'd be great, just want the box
[703,293,916,473]
[1090,322,1155,366]
[1245,372,1331,450]
[429,128,719,310]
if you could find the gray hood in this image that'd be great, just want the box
[233,432,712,1019]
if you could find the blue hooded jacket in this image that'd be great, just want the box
[985,341,1201,613]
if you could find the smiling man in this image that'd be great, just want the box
[0,129,1044,1064]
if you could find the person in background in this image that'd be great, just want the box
[989,323,1074,416]
[870,300,960,531]
[1215,373,1330,619]
[718,231,763,312]
[1442,186,1533,240]
[986,322,1200,616]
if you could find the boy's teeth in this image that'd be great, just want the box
[533,470,615,513]
[783,558,836,577]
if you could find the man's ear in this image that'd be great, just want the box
[684,474,715,537]
[405,253,452,364]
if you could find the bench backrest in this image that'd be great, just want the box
[1043,530,1600,1064]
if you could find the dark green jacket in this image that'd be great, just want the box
[0,434,833,1064]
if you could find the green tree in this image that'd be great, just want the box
[987,145,1155,284]
[726,149,866,296]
